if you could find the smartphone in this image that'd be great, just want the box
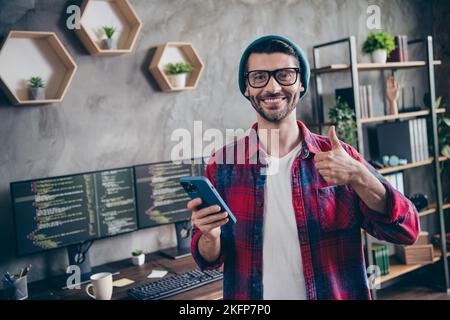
[180,176,237,224]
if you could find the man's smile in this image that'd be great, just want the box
[259,96,287,107]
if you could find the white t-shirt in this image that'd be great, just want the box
[262,141,307,300]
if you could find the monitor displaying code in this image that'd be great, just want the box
[135,159,206,228]
[11,167,137,256]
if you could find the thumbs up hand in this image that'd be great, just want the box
[314,126,363,185]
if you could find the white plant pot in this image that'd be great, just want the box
[102,38,114,50]
[167,73,187,89]
[131,254,145,266]
[28,87,45,100]
[371,49,387,64]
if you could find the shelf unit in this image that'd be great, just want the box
[311,36,449,299]
[74,0,142,56]
[148,42,204,92]
[0,31,77,105]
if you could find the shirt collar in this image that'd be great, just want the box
[246,120,321,162]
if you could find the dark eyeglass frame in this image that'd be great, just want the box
[245,67,300,88]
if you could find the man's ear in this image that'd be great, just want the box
[299,85,305,93]
[245,85,249,97]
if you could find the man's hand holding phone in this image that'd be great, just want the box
[188,197,229,240]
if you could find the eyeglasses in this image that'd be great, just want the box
[246,67,300,88]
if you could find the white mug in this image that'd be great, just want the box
[85,272,113,300]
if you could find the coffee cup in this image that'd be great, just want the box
[85,272,113,300]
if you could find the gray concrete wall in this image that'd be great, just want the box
[0,0,437,285]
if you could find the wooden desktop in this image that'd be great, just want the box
[26,252,223,300]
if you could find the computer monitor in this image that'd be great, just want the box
[134,158,207,259]
[10,167,138,286]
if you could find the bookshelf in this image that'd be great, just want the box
[312,60,442,74]
[311,36,449,299]
[380,248,446,286]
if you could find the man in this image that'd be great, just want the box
[187,35,419,300]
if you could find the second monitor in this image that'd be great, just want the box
[134,158,206,259]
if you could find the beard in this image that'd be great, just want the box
[249,92,298,123]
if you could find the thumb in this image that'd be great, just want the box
[329,126,341,149]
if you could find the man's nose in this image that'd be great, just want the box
[264,75,282,93]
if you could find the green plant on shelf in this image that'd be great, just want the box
[103,26,116,39]
[164,62,193,75]
[132,249,143,257]
[362,31,396,55]
[328,96,357,148]
[28,76,45,88]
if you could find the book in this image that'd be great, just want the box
[409,120,416,163]
[402,35,409,62]
[422,118,430,160]
[417,118,424,161]
[413,119,420,162]
[399,34,404,62]
[397,172,404,195]
[367,85,373,118]
[387,35,402,62]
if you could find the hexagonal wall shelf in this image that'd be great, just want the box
[0,31,77,105]
[149,42,204,92]
[75,0,142,56]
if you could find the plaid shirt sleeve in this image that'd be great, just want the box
[190,158,226,270]
[344,144,420,245]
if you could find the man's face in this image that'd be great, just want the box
[245,52,304,123]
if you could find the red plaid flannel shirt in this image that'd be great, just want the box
[191,120,419,300]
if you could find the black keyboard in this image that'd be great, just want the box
[127,269,223,300]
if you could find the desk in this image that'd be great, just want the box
[27,253,223,300]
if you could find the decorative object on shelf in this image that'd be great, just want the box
[328,97,357,148]
[131,249,145,266]
[27,76,45,100]
[102,26,116,50]
[386,76,400,115]
[407,193,429,211]
[395,244,434,265]
[149,42,204,92]
[74,0,142,56]
[164,62,193,89]
[362,31,396,64]
[0,31,77,105]
[381,155,407,167]
[399,86,422,113]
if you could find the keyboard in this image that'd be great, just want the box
[127,269,223,300]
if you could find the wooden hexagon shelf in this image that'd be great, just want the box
[149,42,204,92]
[75,0,142,56]
[0,31,77,105]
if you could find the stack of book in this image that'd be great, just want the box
[359,85,373,119]
[409,118,430,162]
[335,86,373,120]
[371,243,390,276]
[387,35,409,62]
[395,231,434,265]
[374,119,429,164]
[384,173,404,195]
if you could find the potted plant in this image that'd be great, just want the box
[131,249,145,266]
[27,76,45,100]
[362,31,396,63]
[328,97,358,148]
[164,62,193,89]
[102,26,116,50]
